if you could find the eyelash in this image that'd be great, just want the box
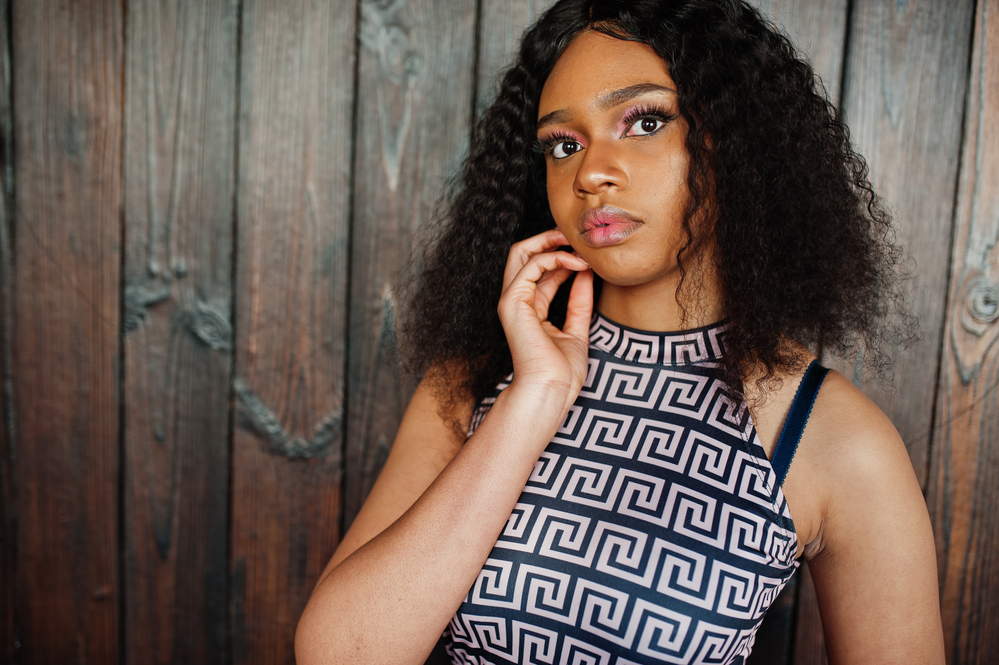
[533,104,678,159]
[620,104,677,135]
[533,131,580,158]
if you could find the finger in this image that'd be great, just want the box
[535,265,573,307]
[504,251,589,301]
[499,252,589,327]
[502,228,571,292]
[562,268,594,340]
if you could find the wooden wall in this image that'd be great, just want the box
[0,0,995,663]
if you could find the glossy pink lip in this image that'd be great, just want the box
[578,206,643,247]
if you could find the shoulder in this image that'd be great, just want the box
[804,371,917,529]
[786,369,921,554]
[759,362,924,561]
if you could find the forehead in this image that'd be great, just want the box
[539,30,673,116]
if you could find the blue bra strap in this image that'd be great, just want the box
[770,360,829,487]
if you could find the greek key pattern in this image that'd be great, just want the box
[447,315,797,665]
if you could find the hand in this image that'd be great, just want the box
[497,228,594,409]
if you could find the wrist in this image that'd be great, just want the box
[501,376,577,419]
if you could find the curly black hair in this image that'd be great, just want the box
[403,0,913,408]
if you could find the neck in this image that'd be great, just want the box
[597,264,724,332]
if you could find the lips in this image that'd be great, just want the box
[578,205,643,248]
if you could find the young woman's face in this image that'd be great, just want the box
[537,30,693,289]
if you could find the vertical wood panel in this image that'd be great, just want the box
[122,1,238,663]
[0,0,13,659]
[475,0,556,116]
[11,0,123,662]
[230,0,355,661]
[343,0,477,525]
[831,0,974,484]
[927,1,999,662]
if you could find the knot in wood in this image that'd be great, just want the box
[968,282,999,324]
[191,300,232,351]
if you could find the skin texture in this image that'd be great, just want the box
[296,30,944,665]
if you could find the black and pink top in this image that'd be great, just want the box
[444,313,825,665]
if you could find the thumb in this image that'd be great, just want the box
[563,269,594,340]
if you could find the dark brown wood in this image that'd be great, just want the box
[927,1,999,662]
[230,0,355,661]
[343,0,478,526]
[11,0,123,662]
[747,0,848,103]
[122,1,238,663]
[475,0,557,115]
[792,563,828,665]
[827,0,974,486]
[0,0,13,660]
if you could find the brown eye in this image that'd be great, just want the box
[629,117,663,136]
[552,140,582,159]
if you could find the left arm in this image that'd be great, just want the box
[802,374,944,664]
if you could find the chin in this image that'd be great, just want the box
[590,260,679,289]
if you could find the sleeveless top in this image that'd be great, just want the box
[444,314,825,665]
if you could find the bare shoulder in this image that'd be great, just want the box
[800,370,918,534]
[794,369,944,663]
[805,370,912,483]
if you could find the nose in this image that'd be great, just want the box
[573,140,628,197]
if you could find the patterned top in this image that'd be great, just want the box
[444,313,799,665]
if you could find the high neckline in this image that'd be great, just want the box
[589,311,728,366]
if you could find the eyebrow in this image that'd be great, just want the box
[537,83,675,130]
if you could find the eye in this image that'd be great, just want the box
[629,117,664,136]
[620,104,677,138]
[535,132,585,160]
[551,139,582,159]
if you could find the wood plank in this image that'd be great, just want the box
[475,0,556,116]
[121,1,238,663]
[828,0,975,487]
[230,1,355,661]
[748,0,849,103]
[0,0,13,660]
[927,1,999,662]
[343,0,477,525]
[11,0,123,662]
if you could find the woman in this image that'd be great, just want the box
[297,1,944,663]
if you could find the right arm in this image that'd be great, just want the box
[295,229,593,665]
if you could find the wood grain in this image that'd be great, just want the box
[829,0,975,487]
[927,1,999,662]
[11,0,123,662]
[0,0,13,660]
[230,0,355,661]
[343,0,477,526]
[475,0,557,116]
[122,1,238,663]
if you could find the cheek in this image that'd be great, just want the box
[546,170,575,225]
